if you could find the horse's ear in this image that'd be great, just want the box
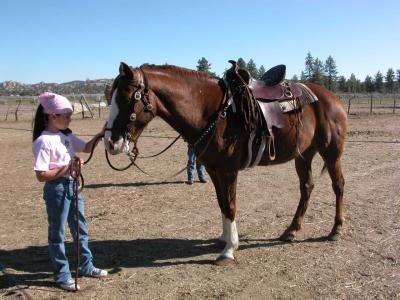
[119,62,134,79]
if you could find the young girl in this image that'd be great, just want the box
[32,92,107,291]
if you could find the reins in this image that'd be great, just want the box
[69,157,81,292]
[82,132,186,178]
[191,80,230,161]
[103,135,187,179]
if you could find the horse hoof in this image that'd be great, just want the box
[214,256,236,266]
[328,232,341,241]
[279,231,295,242]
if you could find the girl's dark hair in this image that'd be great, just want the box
[32,104,47,141]
[32,104,72,141]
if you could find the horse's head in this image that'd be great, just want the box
[104,62,156,155]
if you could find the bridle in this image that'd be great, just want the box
[103,67,185,176]
[105,67,156,162]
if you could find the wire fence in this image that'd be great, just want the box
[0,94,108,122]
[0,93,398,122]
[338,93,398,115]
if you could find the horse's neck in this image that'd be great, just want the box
[145,69,223,141]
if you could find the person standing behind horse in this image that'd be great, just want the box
[32,92,107,291]
[186,144,207,184]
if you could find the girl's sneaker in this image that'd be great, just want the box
[88,267,108,278]
[59,278,80,291]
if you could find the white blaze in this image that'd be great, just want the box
[104,89,125,154]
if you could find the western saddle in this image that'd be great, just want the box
[225,60,318,165]
[235,63,303,102]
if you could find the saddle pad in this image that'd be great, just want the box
[279,83,318,113]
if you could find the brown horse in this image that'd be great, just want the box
[104,62,347,265]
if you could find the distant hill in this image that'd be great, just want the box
[0,79,113,96]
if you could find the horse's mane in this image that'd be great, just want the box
[141,64,218,81]
[109,63,219,98]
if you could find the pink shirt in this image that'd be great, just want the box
[32,131,86,171]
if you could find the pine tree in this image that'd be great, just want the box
[397,69,400,92]
[347,74,357,93]
[374,71,383,93]
[385,68,395,93]
[337,76,347,92]
[311,58,325,85]
[300,71,307,82]
[196,57,213,74]
[364,75,374,93]
[324,55,338,91]
[247,59,258,78]
[237,58,247,70]
[291,74,299,82]
[304,52,314,81]
[258,65,266,79]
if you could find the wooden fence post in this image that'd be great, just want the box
[97,96,101,118]
[79,97,85,119]
[347,95,356,115]
[5,105,10,121]
[15,99,22,121]
[81,95,94,118]
[370,94,373,114]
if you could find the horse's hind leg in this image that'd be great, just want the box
[324,158,345,241]
[280,147,317,241]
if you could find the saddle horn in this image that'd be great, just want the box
[228,60,238,72]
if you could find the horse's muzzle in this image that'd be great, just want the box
[104,133,126,155]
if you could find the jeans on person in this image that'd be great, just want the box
[187,145,205,182]
[43,177,94,284]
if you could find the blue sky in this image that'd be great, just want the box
[1,0,399,83]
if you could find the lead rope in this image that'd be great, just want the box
[70,157,81,292]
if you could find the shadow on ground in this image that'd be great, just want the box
[0,236,331,290]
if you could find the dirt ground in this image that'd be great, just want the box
[0,110,399,299]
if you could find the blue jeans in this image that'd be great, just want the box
[43,177,94,283]
[187,145,205,181]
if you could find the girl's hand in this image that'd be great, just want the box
[69,157,83,174]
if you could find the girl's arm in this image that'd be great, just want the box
[83,132,103,153]
[35,164,71,182]
[35,159,82,182]
[82,124,106,153]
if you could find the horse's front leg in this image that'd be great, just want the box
[212,170,239,265]
[208,170,231,245]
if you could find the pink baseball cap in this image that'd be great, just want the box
[38,92,73,114]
